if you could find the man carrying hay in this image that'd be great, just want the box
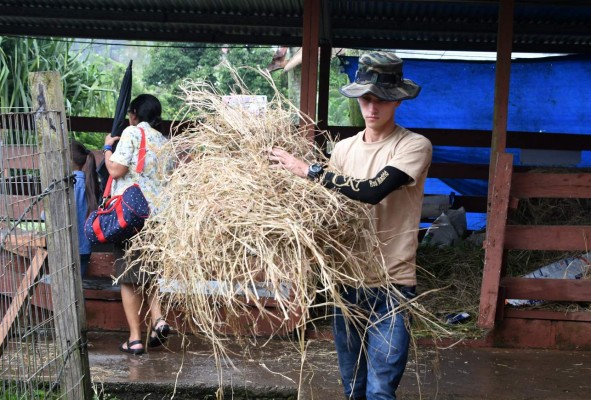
[270,51,432,400]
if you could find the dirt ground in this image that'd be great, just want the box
[88,331,591,400]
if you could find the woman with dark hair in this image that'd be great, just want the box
[103,94,170,355]
[70,139,100,277]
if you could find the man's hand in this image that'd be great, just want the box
[269,147,309,179]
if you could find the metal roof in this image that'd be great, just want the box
[0,1,590,53]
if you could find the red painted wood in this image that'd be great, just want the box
[0,195,43,220]
[493,318,555,348]
[490,0,514,156]
[504,309,591,322]
[555,321,591,349]
[84,300,129,332]
[479,152,513,329]
[84,289,120,301]
[505,225,591,251]
[493,317,591,349]
[511,173,591,199]
[0,248,47,346]
[0,263,52,310]
[300,0,320,139]
[1,145,38,170]
[328,126,591,150]
[501,277,591,302]
[88,252,116,278]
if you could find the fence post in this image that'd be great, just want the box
[29,71,92,400]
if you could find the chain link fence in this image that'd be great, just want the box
[1,110,91,399]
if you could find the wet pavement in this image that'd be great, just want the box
[87,332,591,400]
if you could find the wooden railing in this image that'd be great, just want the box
[4,120,591,220]
[478,153,591,329]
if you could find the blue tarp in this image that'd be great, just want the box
[340,54,591,229]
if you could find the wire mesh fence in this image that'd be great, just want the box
[1,110,91,399]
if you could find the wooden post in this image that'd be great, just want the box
[487,0,514,201]
[479,152,513,329]
[479,0,514,330]
[316,44,332,132]
[29,71,92,400]
[300,0,321,140]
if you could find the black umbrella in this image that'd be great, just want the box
[98,60,133,191]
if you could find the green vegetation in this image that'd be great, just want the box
[0,36,132,149]
[0,36,122,115]
[1,384,60,400]
[2,38,357,150]
[142,44,288,119]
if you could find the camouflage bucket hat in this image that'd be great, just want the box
[339,51,421,101]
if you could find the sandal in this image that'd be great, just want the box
[148,317,170,348]
[119,339,145,355]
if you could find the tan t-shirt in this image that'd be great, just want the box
[329,125,432,286]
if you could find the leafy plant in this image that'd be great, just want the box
[0,36,140,148]
[0,36,113,114]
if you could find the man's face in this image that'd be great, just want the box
[358,94,399,131]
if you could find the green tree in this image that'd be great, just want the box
[143,43,216,117]
[328,56,353,126]
[214,46,288,99]
[143,44,286,119]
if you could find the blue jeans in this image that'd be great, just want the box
[333,285,416,400]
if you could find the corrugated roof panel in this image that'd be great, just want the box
[0,0,590,52]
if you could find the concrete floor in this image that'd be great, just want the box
[87,332,591,400]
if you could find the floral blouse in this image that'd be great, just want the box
[109,121,169,215]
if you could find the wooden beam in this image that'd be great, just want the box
[328,126,591,150]
[0,249,47,351]
[2,232,46,257]
[67,117,177,136]
[504,308,591,322]
[316,44,332,131]
[0,195,44,220]
[511,173,591,199]
[62,119,591,151]
[501,277,591,302]
[29,71,91,399]
[491,0,514,154]
[0,175,41,196]
[450,195,488,213]
[505,225,591,251]
[428,163,490,179]
[478,152,513,329]
[1,145,38,170]
[488,0,514,195]
[300,0,320,139]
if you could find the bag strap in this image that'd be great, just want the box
[136,127,147,173]
[102,127,147,199]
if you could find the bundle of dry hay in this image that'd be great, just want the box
[129,76,383,332]
[123,70,449,394]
